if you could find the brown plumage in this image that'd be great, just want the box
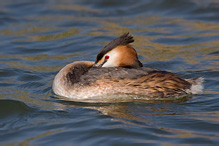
[94,33,142,68]
[53,33,204,101]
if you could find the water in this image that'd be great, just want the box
[0,0,219,145]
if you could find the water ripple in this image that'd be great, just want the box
[0,0,218,145]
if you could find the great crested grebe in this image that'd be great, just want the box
[53,33,204,101]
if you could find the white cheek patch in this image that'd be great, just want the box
[102,51,119,67]
[102,60,115,67]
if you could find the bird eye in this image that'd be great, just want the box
[105,55,109,60]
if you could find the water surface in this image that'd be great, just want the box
[0,0,219,145]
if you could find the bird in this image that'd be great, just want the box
[53,33,204,101]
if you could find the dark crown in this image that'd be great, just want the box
[95,32,134,63]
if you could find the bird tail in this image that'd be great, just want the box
[185,77,204,94]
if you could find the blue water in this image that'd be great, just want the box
[0,0,219,145]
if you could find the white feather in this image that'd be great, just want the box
[186,77,204,94]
